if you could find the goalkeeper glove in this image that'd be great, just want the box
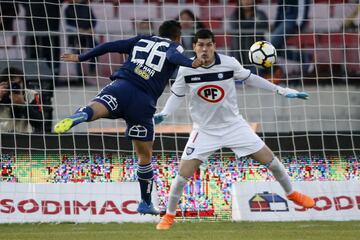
[277,87,309,100]
[154,112,168,125]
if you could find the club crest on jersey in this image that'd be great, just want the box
[95,94,118,110]
[186,147,195,155]
[128,125,148,138]
[197,85,225,103]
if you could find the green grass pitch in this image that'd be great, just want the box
[0,221,359,240]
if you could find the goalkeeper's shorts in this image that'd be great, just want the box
[181,120,265,162]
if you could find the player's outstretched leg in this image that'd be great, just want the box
[287,191,315,208]
[54,106,94,133]
[252,146,315,209]
[267,157,315,208]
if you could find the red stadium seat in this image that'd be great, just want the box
[199,4,237,20]
[214,35,232,48]
[287,34,316,48]
[202,19,223,30]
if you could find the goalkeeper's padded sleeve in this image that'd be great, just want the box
[160,92,185,116]
[243,74,309,99]
[244,73,280,92]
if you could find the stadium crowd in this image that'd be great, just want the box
[0,0,359,82]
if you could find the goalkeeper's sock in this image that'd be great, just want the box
[137,163,154,206]
[166,175,188,215]
[266,157,293,194]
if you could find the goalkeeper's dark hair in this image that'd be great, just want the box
[158,20,181,41]
[193,29,215,44]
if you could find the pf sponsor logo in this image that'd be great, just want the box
[197,85,225,103]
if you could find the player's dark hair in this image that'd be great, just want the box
[193,29,215,44]
[158,20,181,41]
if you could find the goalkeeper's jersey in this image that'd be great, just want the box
[171,53,251,129]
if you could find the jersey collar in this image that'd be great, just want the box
[153,36,172,42]
[200,53,221,69]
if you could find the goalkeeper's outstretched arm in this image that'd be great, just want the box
[154,93,184,124]
[243,73,309,100]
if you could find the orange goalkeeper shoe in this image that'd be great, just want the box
[156,213,175,230]
[287,191,315,208]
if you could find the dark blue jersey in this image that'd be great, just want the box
[79,35,193,100]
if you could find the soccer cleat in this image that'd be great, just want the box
[54,118,75,133]
[287,191,315,208]
[54,112,88,134]
[156,213,176,230]
[136,201,160,216]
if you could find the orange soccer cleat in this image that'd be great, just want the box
[287,191,315,209]
[156,213,176,230]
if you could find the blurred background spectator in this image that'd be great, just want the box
[0,67,43,133]
[19,0,63,79]
[227,0,268,73]
[0,1,20,57]
[342,3,359,32]
[266,0,313,75]
[134,18,154,35]
[0,2,19,31]
[177,9,204,56]
[65,0,98,84]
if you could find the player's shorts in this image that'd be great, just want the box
[92,79,156,141]
[181,120,265,162]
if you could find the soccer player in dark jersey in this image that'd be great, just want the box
[54,20,204,215]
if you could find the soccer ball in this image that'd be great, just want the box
[248,41,277,68]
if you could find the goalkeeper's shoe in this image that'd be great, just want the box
[287,191,315,209]
[156,213,175,230]
[54,112,88,133]
[137,201,159,216]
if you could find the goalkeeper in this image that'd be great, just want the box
[54,20,204,216]
[155,29,314,230]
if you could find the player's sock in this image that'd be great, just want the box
[68,106,94,127]
[266,157,293,194]
[64,106,94,126]
[166,175,188,215]
[137,163,154,205]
